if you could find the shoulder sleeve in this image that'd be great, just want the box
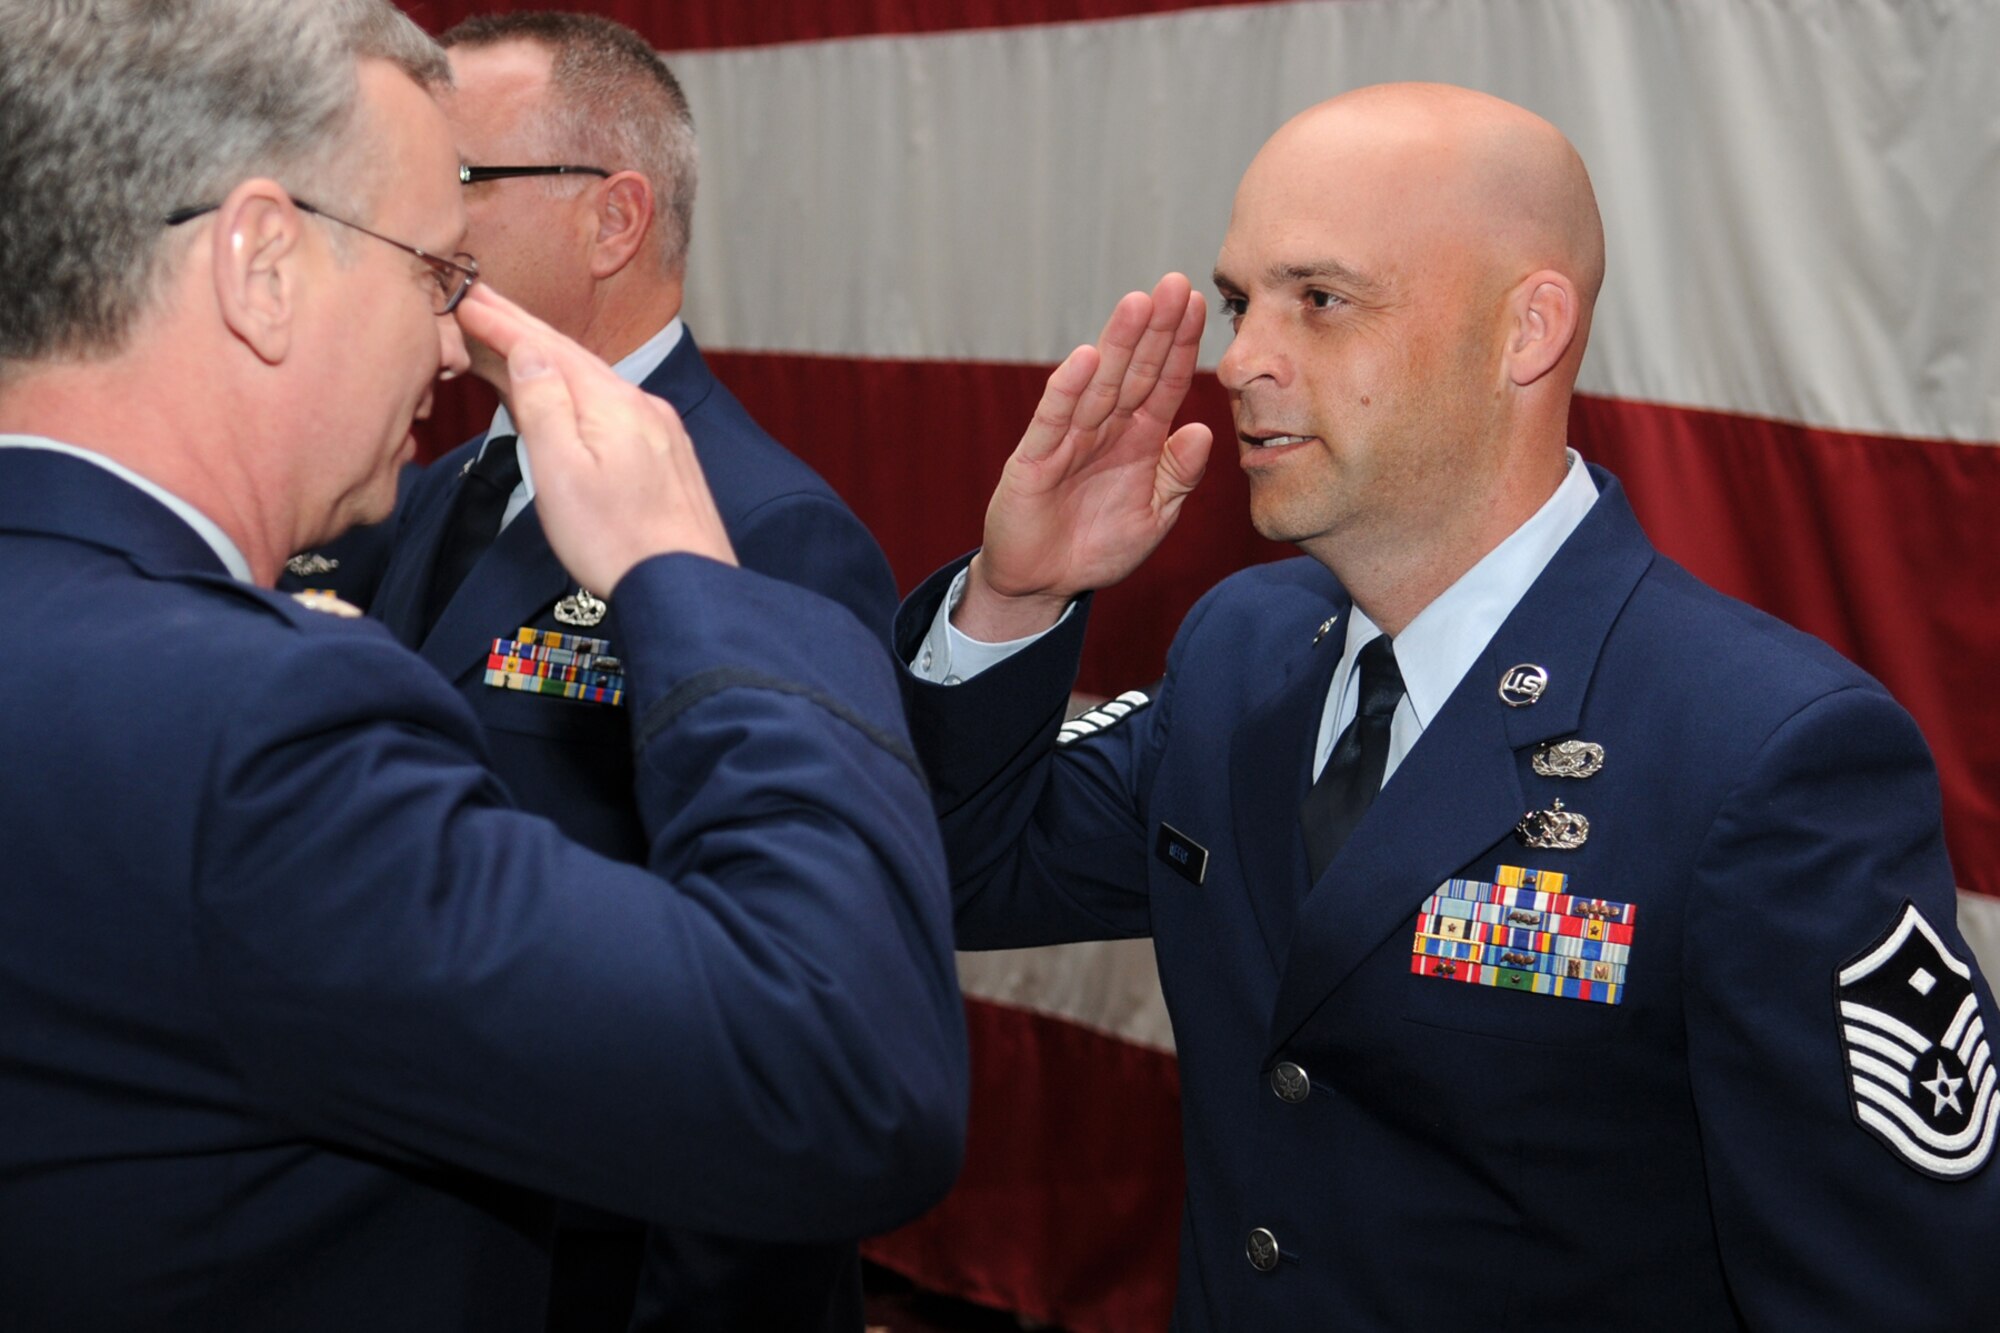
[895,559,1218,950]
[730,491,900,645]
[194,555,965,1242]
[1683,683,2000,1326]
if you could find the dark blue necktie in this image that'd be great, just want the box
[424,435,521,634]
[1300,634,1405,882]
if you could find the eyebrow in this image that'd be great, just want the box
[1213,259,1384,297]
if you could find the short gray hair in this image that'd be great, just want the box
[442,12,698,277]
[0,0,448,366]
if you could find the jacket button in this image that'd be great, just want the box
[1246,1227,1280,1273]
[1269,1061,1310,1103]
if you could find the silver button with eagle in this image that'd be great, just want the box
[1246,1228,1281,1273]
[1269,1061,1311,1104]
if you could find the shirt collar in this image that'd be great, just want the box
[482,315,685,504]
[1340,448,1599,730]
[0,434,254,582]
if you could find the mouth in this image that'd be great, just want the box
[1239,430,1319,455]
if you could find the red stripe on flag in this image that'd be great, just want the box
[407,0,1295,50]
[862,997,1182,1333]
[1573,395,2000,899]
[417,356,1999,896]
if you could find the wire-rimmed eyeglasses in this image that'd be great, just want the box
[163,198,480,316]
[458,164,611,186]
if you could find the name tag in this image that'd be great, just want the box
[1155,822,1208,886]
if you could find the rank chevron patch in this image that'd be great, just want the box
[1837,901,1998,1179]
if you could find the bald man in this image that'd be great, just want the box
[895,84,1998,1328]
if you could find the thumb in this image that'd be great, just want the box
[1155,421,1213,505]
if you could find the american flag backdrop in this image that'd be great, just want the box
[406,3,2000,1327]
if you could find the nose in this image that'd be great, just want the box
[438,309,471,380]
[1217,305,1286,394]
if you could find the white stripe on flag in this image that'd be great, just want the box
[672,0,2000,442]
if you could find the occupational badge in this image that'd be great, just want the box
[284,551,340,577]
[1532,739,1605,779]
[553,587,608,627]
[1515,798,1590,850]
[1837,900,1997,1178]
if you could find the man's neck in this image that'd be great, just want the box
[575,270,683,366]
[1308,443,1571,637]
[0,358,290,585]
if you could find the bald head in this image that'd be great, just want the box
[1214,83,1606,629]
[1251,83,1604,324]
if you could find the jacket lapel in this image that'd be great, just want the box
[1266,470,1657,1053]
[416,498,571,684]
[371,445,470,644]
[1227,599,1349,975]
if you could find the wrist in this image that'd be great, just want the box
[953,553,1071,642]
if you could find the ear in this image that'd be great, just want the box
[587,170,656,279]
[1502,270,1580,388]
[211,179,307,365]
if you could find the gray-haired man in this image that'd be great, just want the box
[0,4,965,1329]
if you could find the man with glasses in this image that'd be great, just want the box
[0,3,965,1330]
[358,14,904,1333]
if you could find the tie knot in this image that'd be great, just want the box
[1354,634,1405,719]
[468,435,522,491]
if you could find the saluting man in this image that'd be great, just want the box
[898,82,1999,1329]
[361,14,901,1333]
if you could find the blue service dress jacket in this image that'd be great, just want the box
[896,466,2000,1331]
[368,330,903,1332]
[0,448,966,1333]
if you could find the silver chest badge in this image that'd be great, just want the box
[284,551,340,577]
[553,588,608,627]
[1516,798,1590,850]
[1498,663,1549,707]
[1532,739,1605,779]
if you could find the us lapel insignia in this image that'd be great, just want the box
[1532,739,1605,779]
[284,551,340,577]
[484,626,626,706]
[291,589,361,618]
[1312,614,1340,647]
[1515,798,1590,850]
[1498,663,1549,707]
[1411,864,1633,1004]
[1837,900,1997,1178]
[553,587,608,627]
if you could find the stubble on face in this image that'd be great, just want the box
[1218,86,1582,573]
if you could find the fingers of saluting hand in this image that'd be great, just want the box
[1148,284,1207,414]
[1111,272,1198,419]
